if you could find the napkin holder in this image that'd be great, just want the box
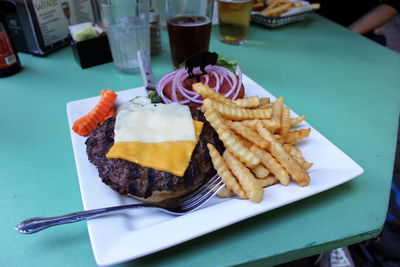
[71,34,112,69]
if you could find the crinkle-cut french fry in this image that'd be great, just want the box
[259,103,274,109]
[282,143,302,158]
[227,121,269,150]
[217,186,234,198]
[208,99,272,120]
[231,131,254,148]
[266,0,286,9]
[233,96,261,109]
[272,96,284,126]
[251,164,270,179]
[292,153,313,170]
[260,97,270,106]
[280,106,291,138]
[274,134,285,143]
[207,143,247,199]
[283,144,313,170]
[223,150,264,203]
[291,115,306,126]
[262,120,280,133]
[284,128,311,144]
[202,97,213,110]
[309,3,320,9]
[257,175,279,188]
[261,2,292,17]
[256,122,310,186]
[193,82,241,108]
[261,0,287,15]
[294,0,302,7]
[260,0,319,17]
[240,119,258,130]
[203,101,260,168]
[250,144,290,186]
[240,119,279,133]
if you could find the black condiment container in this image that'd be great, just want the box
[71,34,112,69]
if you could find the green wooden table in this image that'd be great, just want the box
[1,14,399,266]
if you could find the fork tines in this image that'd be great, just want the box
[180,175,224,210]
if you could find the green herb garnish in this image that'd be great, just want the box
[148,90,163,103]
[215,56,238,73]
[178,55,238,73]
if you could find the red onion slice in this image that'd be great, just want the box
[155,65,243,107]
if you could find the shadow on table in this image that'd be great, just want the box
[129,116,400,267]
[128,181,357,267]
[277,116,400,267]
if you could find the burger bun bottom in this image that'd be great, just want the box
[128,188,197,203]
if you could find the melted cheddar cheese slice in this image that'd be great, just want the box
[106,100,203,177]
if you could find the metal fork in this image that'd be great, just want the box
[15,175,224,234]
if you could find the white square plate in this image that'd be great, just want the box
[66,75,364,266]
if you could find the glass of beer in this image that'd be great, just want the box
[217,0,252,45]
[165,0,214,68]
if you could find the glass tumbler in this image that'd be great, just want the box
[99,0,150,74]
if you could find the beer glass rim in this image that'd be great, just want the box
[98,0,146,8]
[217,0,252,2]
[164,0,214,19]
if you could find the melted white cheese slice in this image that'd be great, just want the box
[106,99,202,177]
[114,101,196,143]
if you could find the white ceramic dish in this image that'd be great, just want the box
[66,75,364,266]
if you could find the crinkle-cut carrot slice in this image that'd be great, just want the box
[72,90,117,136]
[100,107,115,125]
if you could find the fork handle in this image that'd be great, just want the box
[15,203,155,234]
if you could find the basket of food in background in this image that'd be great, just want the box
[251,0,320,28]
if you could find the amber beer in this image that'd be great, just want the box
[165,0,214,68]
[218,0,252,45]
[167,16,212,68]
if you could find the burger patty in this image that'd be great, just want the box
[85,108,224,199]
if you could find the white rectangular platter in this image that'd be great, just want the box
[66,74,364,266]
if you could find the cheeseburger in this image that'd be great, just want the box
[86,58,243,202]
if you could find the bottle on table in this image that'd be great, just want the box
[0,4,21,77]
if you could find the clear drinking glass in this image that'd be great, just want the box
[99,0,150,74]
[217,0,252,45]
[165,0,214,68]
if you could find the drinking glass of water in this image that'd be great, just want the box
[99,0,150,74]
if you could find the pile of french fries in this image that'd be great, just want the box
[259,0,320,17]
[193,83,312,203]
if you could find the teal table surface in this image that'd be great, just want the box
[1,14,400,267]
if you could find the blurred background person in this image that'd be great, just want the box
[312,0,400,47]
